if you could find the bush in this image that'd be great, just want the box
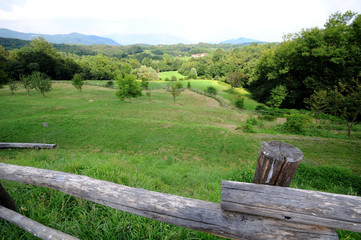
[206,86,217,95]
[258,114,277,122]
[233,95,244,109]
[105,80,114,88]
[9,81,20,95]
[175,81,183,89]
[31,71,52,97]
[179,78,184,81]
[165,77,170,81]
[72,73,84,93]
[255,104,267,111]
[282,112,312,134]
[171,75,177,81]
[187,82,191,89]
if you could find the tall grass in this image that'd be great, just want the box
[0,83,360,239]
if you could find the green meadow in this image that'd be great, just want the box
[0,83,360,239]
[158,71,185,80]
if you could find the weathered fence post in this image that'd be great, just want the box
[253,141,303,187]
[0,182,17,211]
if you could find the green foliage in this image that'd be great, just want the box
[20,74,33,95]
[0,69,9,88]
[136,65,158,81]
[307,81,361,137]
[206,86,217,95]
[171,75,177,81]
[105,80,114,88]
[250,11,361,109]
[258,114,277,122]
[233,94,244,109]
[226,72,247,89]
[8,81,20,95]
[168,81,182,103]
[71,73,84,93]
[187,81,191,88]
[115,74,142,101]
[189,68,198,79]
[283,112,312,134]
[266,85,287,108]
[30,71,52,97]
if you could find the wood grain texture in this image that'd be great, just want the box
[0,163,338,240]
[0,142,56,149]
[0,205,79,240]
[221,181,361,232]
[253,141,303,187]
[0,182,17,211]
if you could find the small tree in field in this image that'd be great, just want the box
[168,81,181,103]
[189,68,198,79]
[31,71,52,97]
[20,74,33,95]
[115,74,142,101]
[9,81,20,95]
[307,81,361,137]
[72,73,84,94]
[267,85,287,108]
[226,72,246,90]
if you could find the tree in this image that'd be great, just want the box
[189,68,198,79]
[135,65,158,81]
[31,71,52,97]
[72,73,84,94]
[307,81,361,137]
[168,81,182,103]
[226,72,246,90]
[304,90,328,123]
[20,74,33,95]
[115,74,142,101]
[0,70,9,88]
[266,85,287,108]
[9,81,20,95]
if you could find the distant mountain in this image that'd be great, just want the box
[0,28,120,46]
[106,33,192,45]
[220,37,265,44]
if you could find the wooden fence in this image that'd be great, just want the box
[0,141,360,240]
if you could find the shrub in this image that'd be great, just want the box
[31,71,52,97]
[258,114,277,122]
[105,80,114,88]
[175,81,183,89]
[72,73,84,93]
[233,95,244,109]
[187,82,191,88]
[20,74,33,95]
[282,112,312,134]
[9,81,20,95]
[171,75,177,81]
[206,86,217,95]
[179,78,184,81]
[165,77,170,81]
[255,104,267,111]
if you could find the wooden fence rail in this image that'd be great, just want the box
[0,163,338,240]
[1,141,360,239]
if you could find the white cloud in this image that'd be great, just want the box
[0,0,360,42]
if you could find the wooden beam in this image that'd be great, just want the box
[253,141,303,187]
[0,205,79,240]
[0,143,56,149]
[221,180,361,233]
[0,163,337,240]
[0,182,17,211]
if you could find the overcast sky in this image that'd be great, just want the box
[0,0,360,43]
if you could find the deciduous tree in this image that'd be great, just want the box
[115,74,142,101]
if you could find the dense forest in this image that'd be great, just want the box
[0,11,360,110]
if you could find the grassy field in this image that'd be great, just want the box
[158,71,185,80]
[0,83,360,239]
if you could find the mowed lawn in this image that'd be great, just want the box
[158,71,185,80]
[0,83,360,239]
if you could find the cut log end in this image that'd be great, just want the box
[254,141,303,187]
